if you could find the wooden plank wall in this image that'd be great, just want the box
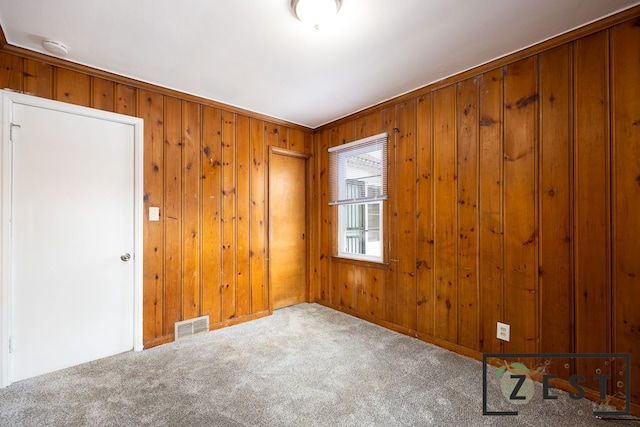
[311,15,640,409]
[0,50,313,348]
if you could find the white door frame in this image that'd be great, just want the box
[0,90,144,387]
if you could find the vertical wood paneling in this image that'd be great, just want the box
[395,100,417,330]
[2,9,640,411]
[416,94,434,335]
[250,118,266,313]
[182,101,201,320]
[365,268,385,319]
[456,78,480,350]
[382,107,396,323]
[138,89,164,343]
[221,111,237,320]
[0,52,22,91]
[289,128,305,153]
[91,78,114,111]
[236,115,251,317]
[266,124,284,148]
[23,59,52,98]
[478,68,504,354]
[55,68,90,106]
[309,133,319,302]
[611,19,640,403]
[573,31,611,389]
[539,45,572,376]
[0,50,313,348]
[334,123,355,309]
[433,85,458,343]
[116,84,136,117]
[201,106,223,324]
[163,97,183,334]
[503,57,538,354]
[318,130,331,303]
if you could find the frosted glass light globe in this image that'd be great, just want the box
[292,0,341,29]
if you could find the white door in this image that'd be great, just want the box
[1,93,143,384]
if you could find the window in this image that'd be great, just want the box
[329,132,387,262]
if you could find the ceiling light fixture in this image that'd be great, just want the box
[42,39,69,56]
[292,0,341,30]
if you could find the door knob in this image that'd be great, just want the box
[121,253,131,262]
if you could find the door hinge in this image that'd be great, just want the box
[8,337,12,354]
[10,123,21,141]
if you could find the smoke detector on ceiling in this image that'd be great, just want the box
[42,40,68,56]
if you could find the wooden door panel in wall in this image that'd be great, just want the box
[270,152,307,309]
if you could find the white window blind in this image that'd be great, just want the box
[328,132,387,205]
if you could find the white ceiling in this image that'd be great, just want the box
[0,0,638,128]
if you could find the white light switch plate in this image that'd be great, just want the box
[149,207,160,221]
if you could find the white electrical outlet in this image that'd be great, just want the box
[497,322,510,342]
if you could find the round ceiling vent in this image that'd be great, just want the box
[42,40,69,56]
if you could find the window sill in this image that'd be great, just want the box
[330,255,390,270]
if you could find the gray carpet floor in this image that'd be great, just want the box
[0,303,637,426]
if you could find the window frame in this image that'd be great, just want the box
[328,132,387,264]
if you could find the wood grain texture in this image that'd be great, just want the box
[116,84,136,117]
[221,111,237,320]
[317,129,331,303]
[138,89,164,343]
[91,77,114,112]
[539,45,572,378]
[432,85,458,343]
[478,68,504,354]
[181,101,201,321]
[163,96,183,334]
[270,152,307,309]
[250,118,267,313]
[610,19,640,403]
[573,31,611,391]
[456,78,479,351]
[201,106,223,324]
[503,57,538,354]
[24,59,52,99]
[416,93,434,335]
[0,51,22,91]
[55,68,90,107]
[309,12,640,411]
[236,115,251,317]
[395,100,417,330]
